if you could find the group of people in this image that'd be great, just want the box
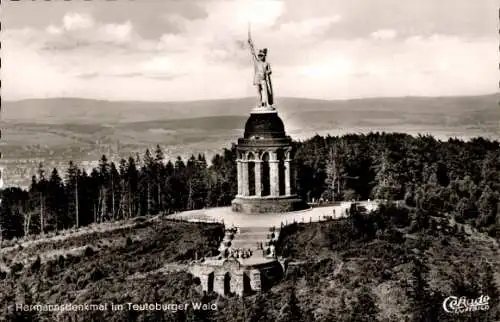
[226,225,239,236]
[226,247,253,259]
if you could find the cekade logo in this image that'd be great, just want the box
[442,295,490,314]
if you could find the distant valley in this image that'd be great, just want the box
[1,94,499,188]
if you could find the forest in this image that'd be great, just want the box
[0,132,499,321]
[1,132,499,242]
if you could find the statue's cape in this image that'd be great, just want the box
[266,75,273,105]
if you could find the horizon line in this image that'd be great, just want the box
[3,92,499,104]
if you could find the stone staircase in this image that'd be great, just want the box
[219,225,280,260]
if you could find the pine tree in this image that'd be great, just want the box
[37,163,48,235]
[481,263,500,321]
[154,145,166,213]
[145,287,166,322]
[98,155,110,222]
[350,286,379,322]
[143,149,155,215]
[118,158,129,220]
[477,185,498,229]
[25,176,40,236]
[192,292,214,322]
[336,290,351,320]
[109,162,120,221]
[324,146,339,202]
[405,255,439,322]
[47,168,66,231]
[163,160,175,213]
[90,168,101,224]
[65,161,80,228]
[126,157,139,218]
[10,282,40,321]
[78,169,93,227]
[248,293,269,322]
[170,156,188,211]
[278,286,303,322]
[0,188,27,240]
[372,149,402,200]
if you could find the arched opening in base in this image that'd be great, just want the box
[207,272,214,293]
[278,149,285,196]
[261,152,270,196]
[224,272,231,295]
[243,272,252,295]
[248,162,255,196]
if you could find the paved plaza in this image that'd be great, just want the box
[170,201,379,228]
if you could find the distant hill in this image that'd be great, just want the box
[2,94,499,127]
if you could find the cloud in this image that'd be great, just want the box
[30,13,138,54]
[46,25,63,35]
[201,0,284,30]
[2,0,498,101]
[102,21,133,44]
[163,13,195,31]
[371,29,397,40]
[63,13,94,31]
[75,72,100,79]
[278,16,342,39]
[143,73,188,81]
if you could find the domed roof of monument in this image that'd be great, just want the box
[243,112,286,139]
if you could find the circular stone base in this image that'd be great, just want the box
[231,195,309,214]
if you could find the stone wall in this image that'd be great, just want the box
[231,196,309,213]
[249,269,261,292]
[259,262,284,291]
[232,271,244,296]
[191,262,269,297]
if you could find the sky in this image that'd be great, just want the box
[2,0,498,101]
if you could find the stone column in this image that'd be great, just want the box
[254,160,262,197]
[237,160,242,196]
[284,158,292,196]
[269,151,280,196]
[291,162,297,195]
[241,161,249,196]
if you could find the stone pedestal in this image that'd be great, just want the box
[251,106,276,114]
[231,107,308,214]
[231,195,308,213]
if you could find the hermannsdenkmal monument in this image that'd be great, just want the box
[171,30,378,297]
[231,27,309,214]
